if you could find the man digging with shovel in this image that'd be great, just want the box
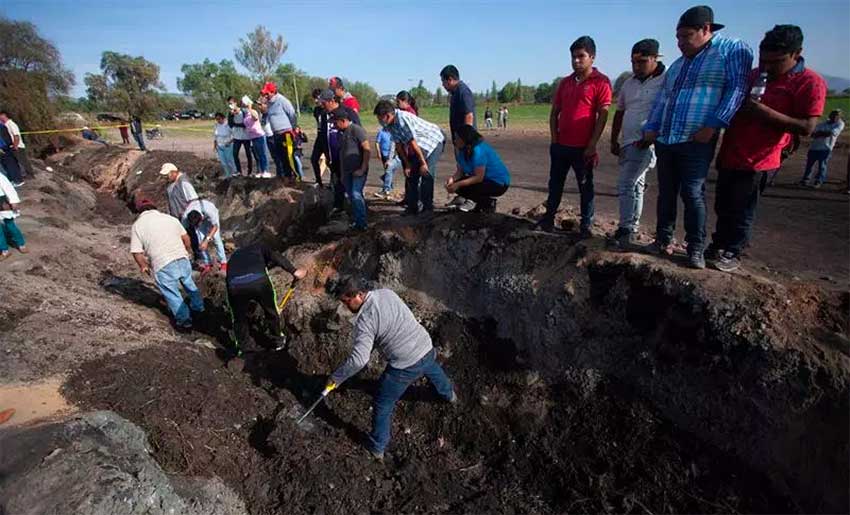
[319,276,457,460]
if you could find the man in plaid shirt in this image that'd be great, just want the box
[642,5,753,269]
[373,100,445,216]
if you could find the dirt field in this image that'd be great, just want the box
[1,138,847,515]
[144,125,850,287]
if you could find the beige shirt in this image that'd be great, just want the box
[130,210,189,273]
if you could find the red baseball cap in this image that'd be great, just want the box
[134,195,155,211]
[261,81,277,95]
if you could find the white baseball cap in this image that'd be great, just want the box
[159,163,178,175]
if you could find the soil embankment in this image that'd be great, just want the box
[1,143,847,514]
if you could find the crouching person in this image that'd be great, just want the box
[226,243,306,353]
[182,198,227,273]
[130,196,204,331]
[445,125,511,213]
[325,276,457,460]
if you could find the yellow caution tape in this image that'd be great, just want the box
[21,123,214,136]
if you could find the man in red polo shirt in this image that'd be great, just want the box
[537,36,612,237]
[329,77,361,114]
[708,24,825,272]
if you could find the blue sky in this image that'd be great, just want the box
[4,0,850,98]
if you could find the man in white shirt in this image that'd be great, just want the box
[0,111,31,178]
[801,110,845,187]
[130,196,204,330]
[182,198,227,273]
[0,172,27,260]
[609,39,666,247]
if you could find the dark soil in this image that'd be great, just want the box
[64,306,794,515]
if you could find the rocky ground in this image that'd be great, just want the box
[0,141,847,515]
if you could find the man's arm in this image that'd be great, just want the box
[408,139,428,174]
[284,97,298,128]
[329,319,375,386]
[585,105,610,157]
[12,135,21,149]
[357,140,371,176]
[181,233,192,253]
[746,102,819,136]
[132,252,150,275]
[182,180,199,202]
[706,41,754,130]
[610,110,624,155]
[642,74,669,138]
[549,105,560,143]
[395,142,410,171]
[262,245,297,274]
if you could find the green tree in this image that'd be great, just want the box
[489,80,498,101]
[434,87,444,106]
[534,82,554,103]
[0,16,74,144]
[235,26,287,81]
[498,81,518,103]
[347,81,380,112]
[516,78,523,102]
[84,51,164,118]
[178,59,254,114]
[409,80,431,107]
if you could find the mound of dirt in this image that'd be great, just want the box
[0,410,245,515]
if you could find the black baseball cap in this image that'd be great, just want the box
[318,89,336,102]
[677,5,725,31]
[330,107,350,121]
[632,39,663,57]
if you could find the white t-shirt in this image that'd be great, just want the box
[4,119,24,149]
[810,119,845,152]
[130,210,189,273]
[617,72,664,147]
[214,122,232,148]
[181,199,220,226]
[0,173,20,220]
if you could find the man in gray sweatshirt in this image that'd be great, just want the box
[260,82,298,180]
[326,276,456,459]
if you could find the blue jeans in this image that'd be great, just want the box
[654,140,717,253]
[382,156,401,192]
[617,143,655,232]
[193,224,227,265]
[343,172,368,229]
[294,153,304,179]
[543,143,594,229]
[154,258,204,325]
[0,218,25,251]
[250,136,269,173]
[802,149,831,185]
[216,143,238,178]
[132,132,146,151]
[370,348,454,453]
[405,142,444,212]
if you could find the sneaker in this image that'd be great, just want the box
[647,240,674,256]
[449,390,459,404]
[713,251,740,272]
[446,196,466,207]
[17,245,29,254]
[812,183,822,189]
[373,191,387,199]
[458,199,477,212]
[270,335,287,351]
[534,221,554,233]
[0,251,9,261]
[262,172,273,178]
[611,228,634,248]
[579,226,593,239]
[688,251,706,269]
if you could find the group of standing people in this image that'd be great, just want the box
[533,4,836,274]
[0,112,30,260]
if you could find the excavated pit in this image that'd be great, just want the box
[8,145,847,514]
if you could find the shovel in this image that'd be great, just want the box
[276,278,298,312]
[296,382,337,424]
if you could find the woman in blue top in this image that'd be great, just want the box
[445,125,510,213]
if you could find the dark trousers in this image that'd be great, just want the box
[11,148,32,177]
[271,131,297,178]
[330,159,345,209]
[227,276,280,349]
[0,152,22,183]
[457,179,508,205]
[232,139,253,175]
[711,168,763,257]
[132,132,146,151]
[654,140,717,252]
[543,143,594,229]
[310,142,325,186]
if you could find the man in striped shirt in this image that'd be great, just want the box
[642,5,753,269]
[374,100,446,216]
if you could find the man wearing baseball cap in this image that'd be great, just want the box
[609,39,666,248]
[129,195,204,331]
[318,89,361,212]
[160,163,199,220]
[328,77,360,113]
[259,81,299,180]
[642,5,753,269]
